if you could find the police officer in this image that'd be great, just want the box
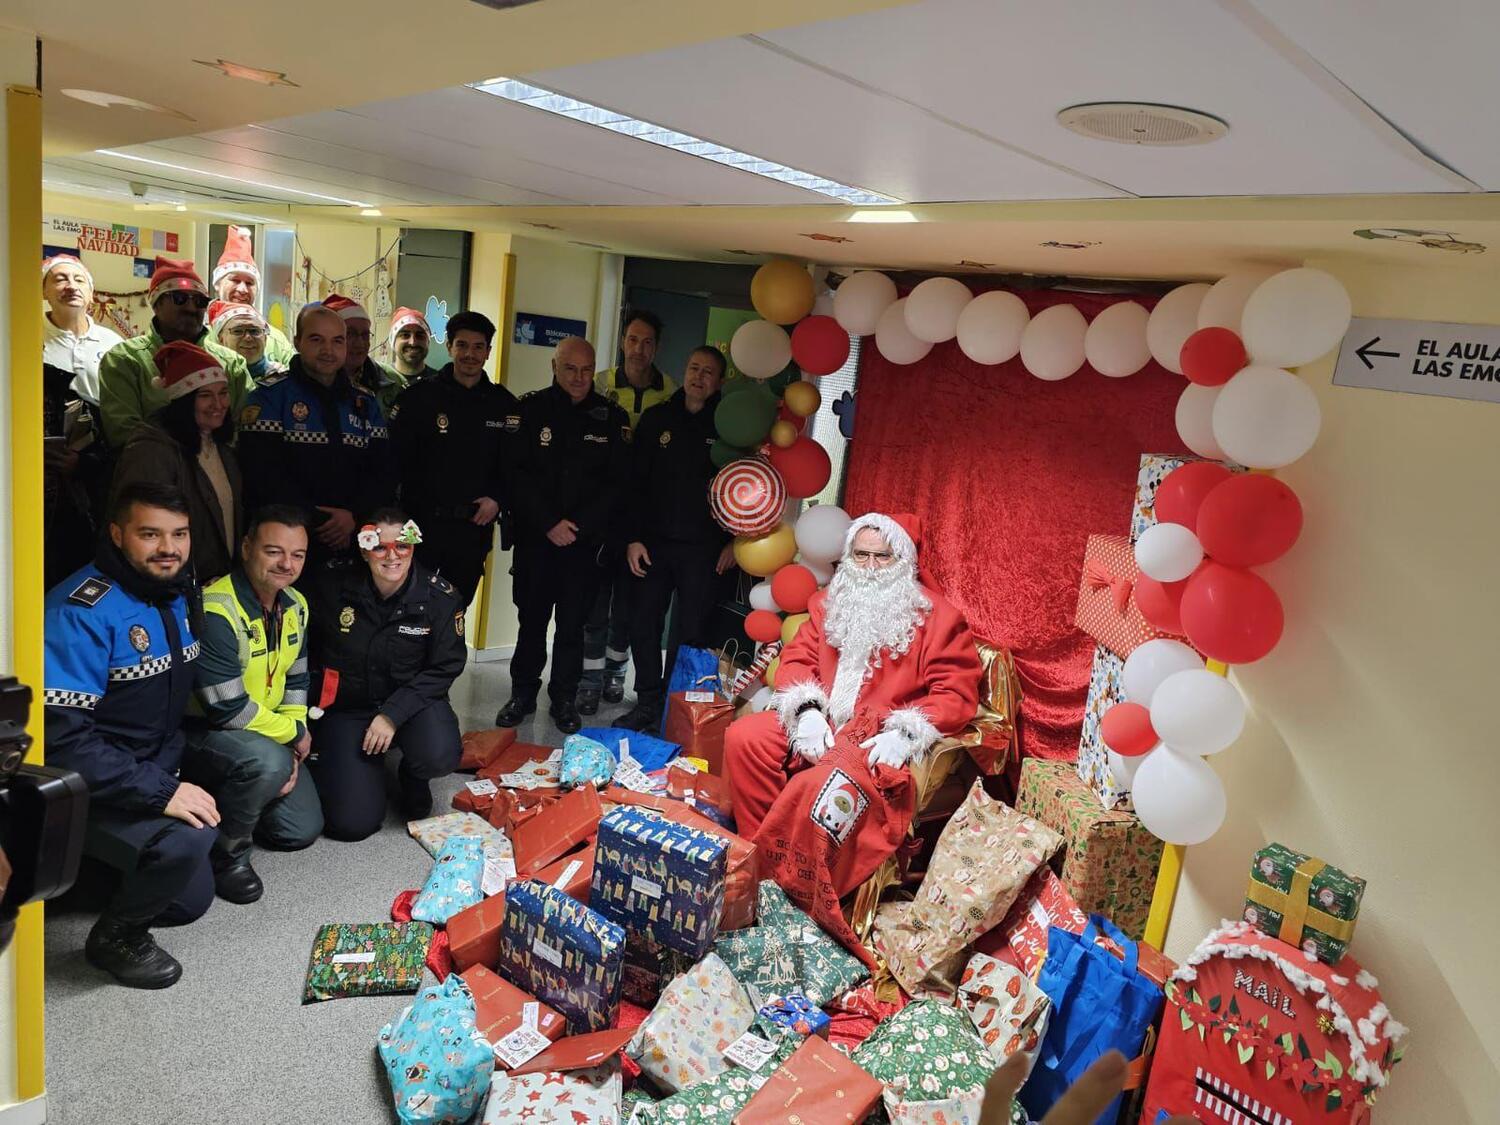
[305,509,466,839]
[496,336,630,735]
[237,303,397,564]
[390,310,518,606]
[613,347,736,731]
[184,506,323,904]
[44,482,217,989]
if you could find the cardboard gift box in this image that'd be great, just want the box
[452,777,499,818]
[663,690,736,774]
[735,1035,883,1125]
[619,930,691,1007]
[1243,842,1365,964]
[407,811,512,860]
[495,880,625,1034]
[512,784,603,879]
[1074,533,1179,659]
[459,726,517,772]
[1076,643,1132,810]
[1016,758,1165,941]
[302,921,433,1004]
[976,866,1089,977]
[756,991,831,1039]
[449,894,508,972]
[461,963,566,1049]
[591,805,730,959]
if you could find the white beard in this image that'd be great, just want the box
[822,558,930,725]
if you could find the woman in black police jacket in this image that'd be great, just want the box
[305,507,466,840]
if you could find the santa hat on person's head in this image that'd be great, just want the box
[147,257,211,306]
[42,254,92,285]
[844,511,922,565]
[208,299,264,337]
[151,341,228,399]
[388,306,429,341]
[212,226,259,287]
[323,292,370,323]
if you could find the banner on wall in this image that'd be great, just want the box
[42,214,179,260]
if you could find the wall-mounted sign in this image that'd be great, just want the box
[43,214,179,258]
[1333,316,1500,406]
[513,311,587,348]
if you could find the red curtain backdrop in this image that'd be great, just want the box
[842,287,1189,760]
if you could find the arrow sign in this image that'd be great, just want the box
[1334,316,1500,406]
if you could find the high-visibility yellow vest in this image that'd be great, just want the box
[199,572,309,743]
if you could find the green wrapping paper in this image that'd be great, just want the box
[714,880,868,1008]
[1244,841,1365,964]
[853,999,995,1105]
[301,922,433,1003]
[637,1036,795,1124]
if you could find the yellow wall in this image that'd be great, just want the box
[290,220,402,360]
[1164,255,1500,1123]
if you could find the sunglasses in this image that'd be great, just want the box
[366,541,414,558]
[168,291,210,310]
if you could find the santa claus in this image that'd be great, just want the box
[724,511,981,837]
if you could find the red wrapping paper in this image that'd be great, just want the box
[663,691,735,774]
[1073,533,1177,658]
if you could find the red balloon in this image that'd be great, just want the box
[768,436,832,499]
[1155,461,1232,531]
[776,402,807,431]
[1180,326,1247,387]
[790,315,851,376]
[745,609,783,644]
[1180,561,1284,664]
[1135,575,1188,634]
[1197,474,1304,568]
[1100,702,1158,757]
[770,563,818,614]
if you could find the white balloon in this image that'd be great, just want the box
[1197,265,1284,332]
[1147,283,1210,374]
[1241,267,1353,368]
[955,290,1030,365]
[904,277,973,343]
[730,319,792,381]
[748,581,781,613]
[1108,749,1146,789]
[1122,639,1203,706]
[875,299,934,365]
[1211,365,1321,469]
[1175,383,1226,460]
[1151,669,1246,756]
[833,271,897,336]
[794,504,852,564]
[1134,522,1204,583]
[1131,747,1228,845]
[1084,300,1152,378]
[805,559,835,586]
[1020,303,1087,381]
[748,685,774,712]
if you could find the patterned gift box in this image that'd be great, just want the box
[982,866,1089,978]
[411,834,485,925]
[626,952,756,1093]
[622,1087,658,1121]
[1131,452,1193,543]
[407,811,512,861]
[302,921,433,1004]
[1243,842,1366,964]
[592,805,729,958]
[1015,759,1164,941]
[852,999,995,1109]
[636,1043,791,1124]
[1075,533,1178,659]
[714,881,868,1008]
[1076,643,1131,810]
[495,880,625,1033]
[957,952,1050,1071]
[755,991,831,1040]
[481,1061,621,1123]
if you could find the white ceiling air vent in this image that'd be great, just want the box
[1057,103,1228,146]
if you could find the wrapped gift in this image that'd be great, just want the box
[736,1035,883,1124]
[496,880,625,1033]
[715,881,867,1008]
[1131,452,1193,543]
[641,1049,787,1124]
[622,1088,658,1121]
[755,991,830,1039]
[977,867,1089,977]
[459,726,518,772]
[852,1000,994,1113]
[626,952,756,1092]
[407,811,512,861]
[452,777,499,818]
[411,834,486,925]
[513,784,603,878]
[449,895,508,972]
[561,733,616,788]
[592,805,729,958]
[957,951,1050,1072]
[461,964,566,1049]
[534,845,595,903]
[302,921,432,1003]
[1074,533,1180,660]
[1016,758,1164,941]
[483,1062,622,1122]
[665,758,734,823]
[581,726,682,772]
[1244,842,1365,964]
[1076,643,1132,810]
[476,741,558,783]
[955,639,1024,776]
[620,931,693,1007]
[377,974,493,1124]
[662,691,735,774]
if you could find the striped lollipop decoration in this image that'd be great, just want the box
[710,458,787,536]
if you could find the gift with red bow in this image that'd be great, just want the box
[1073,533,1182,658]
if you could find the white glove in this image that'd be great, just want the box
[793,709,834,764]
[861,729,914,770]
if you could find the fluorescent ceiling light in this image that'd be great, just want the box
[470,78,899,205]
[94,149,374,207]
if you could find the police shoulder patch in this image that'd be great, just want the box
[239,404,262,425]
[67,575,112,607]
[454,610,465,638]
[621,424,633,443]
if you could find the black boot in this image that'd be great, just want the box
[549,699,583,735]
[602,667,627,705]
[575,686,601,716]
[211,841,264,905]
[495,696,536,728]
[614,699,662,734]
[85,916,183,989]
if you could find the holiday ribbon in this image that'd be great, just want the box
[1245,857,1357,946]
[1082,560,1133,615]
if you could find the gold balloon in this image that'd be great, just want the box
[769,419,799,448]
[780,612,810,646]
[782,380,822,417]
[765,656,780,689]
[751,259,816,325]
[733,523,797,577]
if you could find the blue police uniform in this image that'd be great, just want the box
[44,561,215,927]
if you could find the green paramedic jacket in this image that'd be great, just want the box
[98,326,255,448]
[194,569,310,745]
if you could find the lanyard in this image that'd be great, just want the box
[262,600,282,691]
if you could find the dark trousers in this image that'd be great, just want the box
[628,539,723,706]
[84,807,217,927]
[510,534,606,703]
[417,517,494,607]
[306,700,462,842]
[182,728,324,862]
[582,561,633,689]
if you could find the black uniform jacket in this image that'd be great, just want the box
[389,364,520,519]
[509,382,630,545]
[628,390,727,546]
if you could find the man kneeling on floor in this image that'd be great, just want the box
[44,483,217,988]
[183,505,323,905]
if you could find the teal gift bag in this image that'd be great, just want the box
[1020,915,1163,1125]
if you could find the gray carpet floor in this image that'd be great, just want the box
[43,657,609,1125]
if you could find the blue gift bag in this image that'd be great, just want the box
[660,645,721,728]
[410,835,485,925]
[1019,915,1164,1125]
[560,734,616,788]
[377,974,493,1124]
[579,726,682,773]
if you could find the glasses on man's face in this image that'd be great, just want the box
[226,325,266,340]
[367,541,414,559]
[168,292,210,310]
[851,550,896,566]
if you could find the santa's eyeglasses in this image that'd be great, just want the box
[850,549,896,566]
[365,541,414,559]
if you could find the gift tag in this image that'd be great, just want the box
[482,849,516,896]
[669,757,701,774]
[723,1032,778,1071]
[497,772,540,791]
[522,1000,540,1032]
[685,690,715,704]
[331,951,376,965]
[493,1023,551,1069]
[465,778,498,797]
[631,874,662,899]
[552,859,583,890]
[531,937,563,968]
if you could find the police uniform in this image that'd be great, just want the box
[389,364,520,605]
[304,558,467,840]
[508,382,631,711]
[43,555,214,930]
[237,359,397,562]
[350,356,407,415]
[623,390,730,718]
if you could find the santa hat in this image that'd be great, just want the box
[323,292,370,323]
[151,341,228,400]
[208,299,264,336]
[212,226,259,286]
[42,254,92,284]
[844,511,922,565]
[147,257,210,306]
[389,306,429,341]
